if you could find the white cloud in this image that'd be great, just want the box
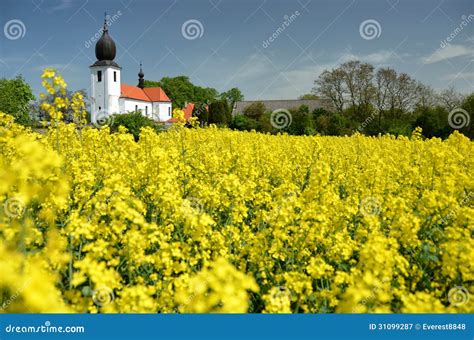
[223,49,406,100]
[339,50,395,65]
[50,0,73,12]
[442,71,474,81]
[223,52,335,100]
[422,44,474,64]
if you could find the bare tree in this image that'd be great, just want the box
[394,73,417,114]
[355,62,375,113]
[374,67,397,124]
[437,87,465,111]
[313,68,345,113]
[415,82,437,108]
[340,61,359,110]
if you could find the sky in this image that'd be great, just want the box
[0,0,473,100]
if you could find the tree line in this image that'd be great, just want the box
[0,62,472,139]
[226,60,472,138]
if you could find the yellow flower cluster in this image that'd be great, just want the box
[0,70,473,314]
[40,68,86,125]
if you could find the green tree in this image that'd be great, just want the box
[209,100,231,125]
[299,94,320,100]
[0,76,35,124]
[144,76,218,108]
[220,88,244,108]
[243,102,266,121]
[193,102,209,126]
[461,93,474,138]
[231,115,259,131]
[413,106,449,138]
[288,105,315,135]
[111,111,164,141]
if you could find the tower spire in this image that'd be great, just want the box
[138,62,145,89]
[103,12,108,32]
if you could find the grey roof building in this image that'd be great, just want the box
[232,99,324,116]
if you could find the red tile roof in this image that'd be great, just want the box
[167,103,195,123]
[120,84,171,102]
[183,103,194,120]
[143,87,171,102]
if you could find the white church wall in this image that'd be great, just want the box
[153,102,172,122]
[90,65,121,123]
[121,98,153,118]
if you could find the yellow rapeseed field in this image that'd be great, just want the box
[0,70,473,314]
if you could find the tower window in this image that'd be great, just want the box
[135,105,138,112]
[97,71,102,82]
[168,107,171,117]
[114,71,117,82]
[145,106,148,115]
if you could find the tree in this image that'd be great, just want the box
[193,103,209,126]
[144,76,218,108]
[374,67,397,126]
[208,100,231,125]
[415,82,437,109]
[111,111,163,141]
[314,68,345,113]
[413,106,449,138]
[340,60,375,117]
[438,87,465,112]
[242,102,266,121]
[231,115,259,131]
[288,105,315,135]
[299,94,320,100]
[461,93,474,138]
[0,76,35,124]
[220,88,244,108]
[393,73,417,115]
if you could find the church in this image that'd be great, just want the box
[90,19,192,124]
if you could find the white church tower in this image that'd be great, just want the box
[90,16,121,123]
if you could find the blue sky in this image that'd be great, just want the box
[1,0,473,100]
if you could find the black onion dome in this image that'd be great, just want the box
[95,21,116,61]
[90,15,120,68]
[138,63,145,89]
